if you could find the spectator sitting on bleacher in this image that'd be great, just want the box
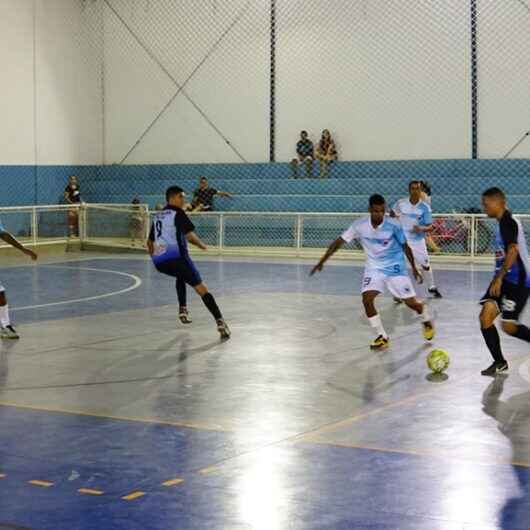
[290,130,314,179]
[315,129,338,178]
[188,177,232,212]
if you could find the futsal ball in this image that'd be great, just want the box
[427,349,450,374]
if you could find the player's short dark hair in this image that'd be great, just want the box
[369,194,385,207]
[482,187,505,200]
[301,130,308,135]
[166,186,184,202]
[409,180,422,191]
[200,176,207,181]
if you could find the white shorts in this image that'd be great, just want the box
[408,239,430,269]
[361,270,416,299]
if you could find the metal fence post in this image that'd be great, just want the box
[295,214,303,254]
[31,207,37,246]
[219,213,225,251]
[470,214,476,259]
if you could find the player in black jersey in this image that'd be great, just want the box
[479,187,530,376]
[147,186,230,340]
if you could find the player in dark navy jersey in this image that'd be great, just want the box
[147,186,230,339]
[479,187,530,375]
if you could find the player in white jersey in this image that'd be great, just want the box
[311,194,434,350]
[0,219,38,338]
[391,180,442,299]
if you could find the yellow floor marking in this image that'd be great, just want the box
[29,480,54,487]
[0,401,227,433]
[198,466,217,475]
[309,438,530,469]
[161,478,184,487]
[78,488,105,496]
[122,491,146,501]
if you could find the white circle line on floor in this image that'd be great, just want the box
[12,265,143,311]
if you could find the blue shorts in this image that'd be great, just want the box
[154,257,202,287]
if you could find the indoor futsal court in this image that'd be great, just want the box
[4,0,530,529]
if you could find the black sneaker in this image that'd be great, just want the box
[428,288,443,299]
[179,309,192,324]
[481,361,509,376]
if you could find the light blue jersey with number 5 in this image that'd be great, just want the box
[341,217,407,277]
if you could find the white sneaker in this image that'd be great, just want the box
[1,325,19,339]
[217,319,231,340]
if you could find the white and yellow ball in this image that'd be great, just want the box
[427,349,450,374]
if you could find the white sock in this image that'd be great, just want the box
[424,268,436,290]
[421,304,431,323]
[0,305,10,327]
[368,314,388,338]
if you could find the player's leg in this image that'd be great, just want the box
[176,276,192,324]
[498,284,530,343]
[182,258,230,339]
[412,239,441,298]
[387,275,434,341]
[478,292,507,376]
[361,272,388,350]
[0,288,18,339]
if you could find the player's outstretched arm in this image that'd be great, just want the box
[186,231,208,250]
[217,191,232,198]
[403,242,422,283]
[310,237,345,276]
[412,224,433,233]
[0,232,37,260]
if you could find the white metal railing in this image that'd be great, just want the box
[0,204,520,263]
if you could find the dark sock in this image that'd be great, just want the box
[176,278,187,308]
[202,293,222,321]
[512,324,530,343]
[481,325,505,363]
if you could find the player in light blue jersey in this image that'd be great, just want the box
[0,218,38,339]
[391,181,442,299]
[311,194,434,350]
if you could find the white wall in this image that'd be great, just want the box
[103,0,269,164]
[477,1,530,158]
[276,0,471,162]
[0,0,103,165]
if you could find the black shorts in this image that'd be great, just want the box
[155,257,202,287]
[479,280,530,322]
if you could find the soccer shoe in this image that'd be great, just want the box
[217,319,231,340]
[428,287,443,299]
[370,335,389,351]
[423,321,435,341]
[179,309,192,324]
[1,325,19,339]
[481,361,509,376]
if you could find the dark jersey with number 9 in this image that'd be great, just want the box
[149,205,195,265]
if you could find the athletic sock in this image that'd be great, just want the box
[421,304,431,323]
[0,304,10,327]
[424,268,436,290]
[481,325,505,363]
[512,324,530,343]
[176,278,187,308]
[202,293,222,321]
[368,314,388,339]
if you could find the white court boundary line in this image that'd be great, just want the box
[12,265,142,311]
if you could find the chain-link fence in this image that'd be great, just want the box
[7,1,530,216]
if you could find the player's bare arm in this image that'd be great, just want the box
[0,232,37,260]
[412,224,433,234]
[403,242,422,283]
[490,242,519,297]
[187,231,208,250]
[310,237,345,275]
[217,191,233,198]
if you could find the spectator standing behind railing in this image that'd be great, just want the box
[315,129,338,178]
[64,175,82,237]
[187,176,232,212]
[290,130,314,179]
[129,197,146,247]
